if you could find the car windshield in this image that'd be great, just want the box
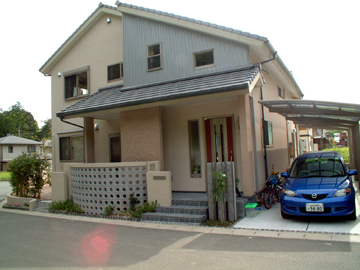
[289,157,346,178]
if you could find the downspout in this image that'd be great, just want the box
[250,95,260,193]
[260,87,269,179]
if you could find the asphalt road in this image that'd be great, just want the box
[0,181,12,201]
[0,211,359,270]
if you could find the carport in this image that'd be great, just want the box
[259,99,360,179]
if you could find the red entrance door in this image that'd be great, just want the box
[205,117,234,163]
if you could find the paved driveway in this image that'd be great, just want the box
[234,188,360,234]
[0,181,12,201]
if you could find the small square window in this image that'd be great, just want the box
[8,146,13,153]
[278,87,285,99]
[64,69,89,99]
[194,50,214,68]
[147,43,161,71]
[27,145,36,153]
[107,63,124,81]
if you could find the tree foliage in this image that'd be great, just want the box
[0,102,51,141]
[8,153,50,199]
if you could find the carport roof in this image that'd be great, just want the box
[259,99,360,130]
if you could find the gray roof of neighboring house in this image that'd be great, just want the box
[0,135,42,145]
[57,65,262,119]
[116,1,269,42]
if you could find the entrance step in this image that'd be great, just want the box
[33,200,52,213]
[142,195,208,224]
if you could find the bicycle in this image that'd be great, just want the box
[259,172,284,209]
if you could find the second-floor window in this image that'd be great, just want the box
[278,86,285,99]
[64,67,89,99]
[194,49,214,68]
[147,43,161,71]
[108,63,124,82]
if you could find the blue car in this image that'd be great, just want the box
[280,151,358,220]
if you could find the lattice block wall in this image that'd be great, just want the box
[71,165,147,215]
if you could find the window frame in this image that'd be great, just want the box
[147,43,162,71]
[278,86,285,99]
[263,120,274,148]
[64,66,90,100]
[194,49,214,69]
[188,120,202,178]
[107,62,124,82]
[27,145,36,153]
[59,135,84,162]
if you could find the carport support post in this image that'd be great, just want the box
[352,123,360,181]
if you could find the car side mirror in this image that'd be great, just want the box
[281,172,289,178]
[348,169,358,176]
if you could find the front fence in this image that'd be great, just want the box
[71,164,148,215]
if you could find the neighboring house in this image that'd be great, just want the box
[0,135,42,171]
[298,127,314,154]
[39,2,303,215]
[313,128,330,151]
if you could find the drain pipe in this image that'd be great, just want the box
[261,51,277,65]
[260,87,269,179]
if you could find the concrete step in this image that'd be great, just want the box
[142,212,207,224]
[156,205,208,216]
[171,199,208,207]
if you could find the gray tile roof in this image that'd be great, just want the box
[0,135,42,145]
[116,1,268,42]
[57,65,261,119]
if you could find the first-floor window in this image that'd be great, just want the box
[8,146,13,153]
[264,120,274,148]
[189,120,201,177]
[27,145,36,153]
[59,135,84,162]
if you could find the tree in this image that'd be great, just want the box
[0,102,39,140]
[38,119,52,140]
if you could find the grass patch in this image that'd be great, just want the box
[321,147,349,163]
[201,220,234,227]
[0,172,11,181]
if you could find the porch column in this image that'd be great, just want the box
[238,95,256,196]
[120,107,164,170]
[83,117,95,163]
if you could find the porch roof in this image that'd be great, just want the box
[57,65,263,120]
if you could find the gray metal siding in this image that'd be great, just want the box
[123,14,250,87]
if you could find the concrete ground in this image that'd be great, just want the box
[2,181,360,242]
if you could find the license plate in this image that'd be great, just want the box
[306,203,324,212]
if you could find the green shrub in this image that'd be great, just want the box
[0,172,11,181]
[49,198,84,213]
[321,147,350,164]
[8,153,50,198]
[130,200,158,218]
[104,205,115,216]
[129,193,140,212]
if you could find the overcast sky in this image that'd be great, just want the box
[1,0,359,127]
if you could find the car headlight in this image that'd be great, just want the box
[338,179,350,189]
[283,189,297,197]
[333,188,351,197]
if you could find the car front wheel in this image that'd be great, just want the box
[281,208,291,219]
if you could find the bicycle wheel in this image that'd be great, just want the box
[275,186,282,202]
[263,188,273,209]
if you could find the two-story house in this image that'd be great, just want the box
[39,2,303,217]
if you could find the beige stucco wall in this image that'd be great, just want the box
[50,14,123,172]
[120,107,164,169]
[162,98,241,193]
